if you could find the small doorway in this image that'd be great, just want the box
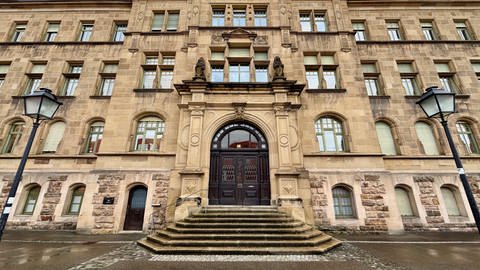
[123,185,147,230]
[209,123,270,205]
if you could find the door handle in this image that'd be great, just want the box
[247,185,254,188]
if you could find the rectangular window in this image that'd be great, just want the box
[99,63,117,96]
[162,55,175,65]
[323,70,337,89]
[0,64,9,87]
[152,11,179,31]
[352,21,366,41]
[145,55,159,65]
[254,51,268,61]
[306,70,319,89]
[254,9,267,27]
[212,9,225,26]
[159,70,173,88]
[152,13,165,31]
[79,23,93,41]
[300,11,327,32]
[44,22,59,42]
[211,66,224,82]
[233,9,246,27]
[166,12,179,31]
[11,23,26,42]
[255,67,268,82]
[62,63,82,96]
[435,62,459,93]
[229,48,250,57]
[398,62,420,95]
[362,63,381,96]
[142,70,156,88]
[314,12,327,32]
[472,62,480,80]
[456,21,473,40]
[421,21,437,41]
[229,64,249,82]
[299,13,312,32]
[113,23,127,41]
[211,51,225,61]
[387,21,403,41]
[25,63,46,94]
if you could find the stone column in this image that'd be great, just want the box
[38,175,67,229]
[414,176,444,229]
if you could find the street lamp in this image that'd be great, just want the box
[0,88,62,240]
[416,86,480,233]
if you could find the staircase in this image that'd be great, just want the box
[137,206,341,254]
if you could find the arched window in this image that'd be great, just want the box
[456,121,479,154]
[332,185,355,218]
[394,186,416,216]
[42,121,66,153]
[415,122,440,155]
[1,121,25,154]
[134,116,164,151]
[441,186,462,216]
[22,185,41,215]
[67,185,85,215]
[375,121,397,155]
[315,116,346,152]
[84,121,104,153]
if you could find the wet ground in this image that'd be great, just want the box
[0,230,479,270]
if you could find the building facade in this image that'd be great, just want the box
[0,0,479,234]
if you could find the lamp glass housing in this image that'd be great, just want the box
[23,88,62,121]
[416,87,455,119]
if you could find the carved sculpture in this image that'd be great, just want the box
[193,57,206,81]
[272,56,286,81]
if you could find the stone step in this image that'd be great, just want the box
[192,212,288,218]
[156,230,323,240]
[175,221,305,228]
[146,234,333,247]
[138,238,342,255]
[201,206,278,213]
[166,225,314,234]
[183,217,295,223]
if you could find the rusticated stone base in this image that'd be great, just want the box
[91,174,125,234]
[149,172,170,231]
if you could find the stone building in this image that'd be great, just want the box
[0,0,479,235]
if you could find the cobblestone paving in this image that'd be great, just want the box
[68,243,411,270]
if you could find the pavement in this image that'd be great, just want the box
[0,230,479,270]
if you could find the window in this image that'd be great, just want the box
[455,21,473,41]
[42,121,66,153]
[254,9,267,27]
[25,63,46,94]
[134,116,165,151]
[456,121,479,154]
[387,21,403,41]
[1,121,25,154]
[300,11,327,32]
[255,66,268,82]
[0,64,10,87]
[159,70,173,88]
[362,63,381,96]
[145,55,158,65]
[421,21,438,41]
[233,9,246,27]
[11,23,26,42]
[375,121,397,155]
[352,21,366,41]
[44,22,59,42]
[113,23,127,42]
[254,51,268,61]
[472,62,480,80]
[162,55,175,65]
[67,185,85,215]
[152,11,179,31]
[79,23,93,41]
[22,185,40,215]
[332,186,355,218]
[229,64,250,82]
[84,121,104,153]
[306,70,319,89]
[441,186,462,216]
[415,122,440,155]
[435,62,459,93]
[304,54,338,89]
[211,66,224,82]
[398,63,420,95]
[212,9,225,26]
[62,63,82,96]
[142,70,156,88]
[395,186,416,216]
[315,116,345,152]
[99,63,117,96]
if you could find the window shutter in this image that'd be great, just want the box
[0,64,10,73]
[32,64,46,73]
[415,122,439,155]
[435,63,450,72]
[103,64,118,73]
[362,63,377,73]
[398,63,414,73]
[229,48,250,57]
[42,122,66,152]
[375,122,397,155]
[166,13,179,30]
[441,187,461,216]
[47,23,60,32]
[152,13,164,30]
[211,52,225,60]
[254,52,268,60]
[395,187,414,216]
[304,56,318,65]
[352,22,365,30]
[321,55,335,65]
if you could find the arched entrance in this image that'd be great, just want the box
[123,185,147,230]
[209,123,270,205]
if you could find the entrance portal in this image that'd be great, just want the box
[124,185,147,230]
[209,123,270,205]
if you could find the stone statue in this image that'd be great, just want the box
[193,57,206,81]
[272,56,286,81]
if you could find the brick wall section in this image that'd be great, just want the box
[92,174,124,234]
[359,175,389,232]
[38,175,67,222]
[0,175,13,215]
[150,172,170,231]
[469,175,480,210]
[413,176,444,228]
[309,175,330,228]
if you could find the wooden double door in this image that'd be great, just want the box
[209,150,270,205]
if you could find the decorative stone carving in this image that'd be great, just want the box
[232,102,246,120]
[211,34,225,44]
[254,35,268,45]
[193,57,206,81]
[181,178,200,196]
[280,179,298,197]
[272,56,286,81]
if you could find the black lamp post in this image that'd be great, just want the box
[416,86,480,233]
[0,88,62,241]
